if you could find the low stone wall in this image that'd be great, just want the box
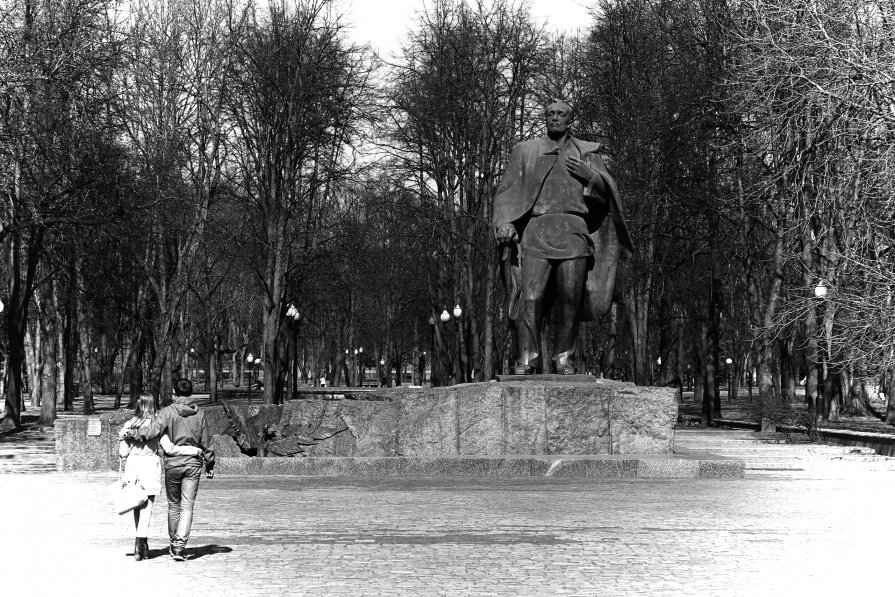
[55,411,132,471]
[55,379,678,471]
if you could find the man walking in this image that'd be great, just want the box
[129,379,215,561]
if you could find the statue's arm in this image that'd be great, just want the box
[578,153,611,205]
[493,143,529,244]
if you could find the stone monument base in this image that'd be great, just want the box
[56,379,681,469]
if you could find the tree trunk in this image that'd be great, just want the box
[25,326,41,408]
[209,341,218,403]
[62,271,76,411]
[483,257,497,380]
[602,303,618,379]
[841,369,871,416]
[709,265,722,420]
[693,340,704,407]
[780,337,796,404]
[885,369,895,425]
[701,319,715,426]
[758,340,778,432]
[38,276,58,425]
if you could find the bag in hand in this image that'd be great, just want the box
[110,460,147,515]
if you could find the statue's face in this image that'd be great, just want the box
[545,102,573,135]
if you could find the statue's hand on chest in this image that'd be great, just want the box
[564,155,597,185]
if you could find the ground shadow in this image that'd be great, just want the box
[144,545,232,560]
[187,544,233,560]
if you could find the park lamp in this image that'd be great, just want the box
[814,280,828,298]
[440,309,450,323]
[725,357,733,365]
[354,348,358,355]
[453,304,462,319]
[656,357,662,366]
[380,358,386,366]
[246,352,254,363]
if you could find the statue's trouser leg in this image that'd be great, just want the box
[519,255,554,371]
[553,257,588,368]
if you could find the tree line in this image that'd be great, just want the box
[2,0,894,430]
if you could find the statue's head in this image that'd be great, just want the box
[545,100,574,136]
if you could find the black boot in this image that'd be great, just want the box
[139,538,149,560]
[134,538,143,561]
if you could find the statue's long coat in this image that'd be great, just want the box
[492,136,634,322]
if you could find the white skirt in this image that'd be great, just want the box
[124,453,163,496]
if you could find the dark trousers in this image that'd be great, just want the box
[165,465,202,548]
[518,255,587,371]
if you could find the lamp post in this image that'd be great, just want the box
[286,304,301,399]
[440,309,451,384]
[380,357,386,387]
[358,347,364,386]
[452,304,464,383]
[245,353,254,402]
[421,351,427,386]
[815,280,830,414]
[725,357,733,401]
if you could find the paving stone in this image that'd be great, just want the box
[1,469,892,596]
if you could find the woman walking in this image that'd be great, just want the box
[118,394,201,561]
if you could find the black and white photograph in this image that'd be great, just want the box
[1,0,893,594]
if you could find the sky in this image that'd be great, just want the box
[339,0,595,58]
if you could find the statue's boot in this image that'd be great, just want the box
[554,352,577,375]
[514,357,541,375]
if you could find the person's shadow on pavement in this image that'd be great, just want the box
[144,545,233,560]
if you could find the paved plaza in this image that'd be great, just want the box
[1,426,893,596]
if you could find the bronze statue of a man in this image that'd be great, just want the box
[493,101,633,375]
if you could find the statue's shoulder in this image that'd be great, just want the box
[574,137,604,154]
[511,138,540,153]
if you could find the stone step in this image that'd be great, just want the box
[215,454,745,479]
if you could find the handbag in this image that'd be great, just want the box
[110,458,147,515]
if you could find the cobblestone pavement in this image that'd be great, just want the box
[1,466,892,596]
[2,403,893,596]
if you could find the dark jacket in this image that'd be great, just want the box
[135,402,215,470]
[492,135,634,320]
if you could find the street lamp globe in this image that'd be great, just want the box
[725,358,733,365]
[440,309,450,323]
[453,304,462,318]
[354,348,358,355]
[359,347,364,354]
[380,358,385,366]
[656,357,662,366]
[246,352,254,363]
[814,281,827,298]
